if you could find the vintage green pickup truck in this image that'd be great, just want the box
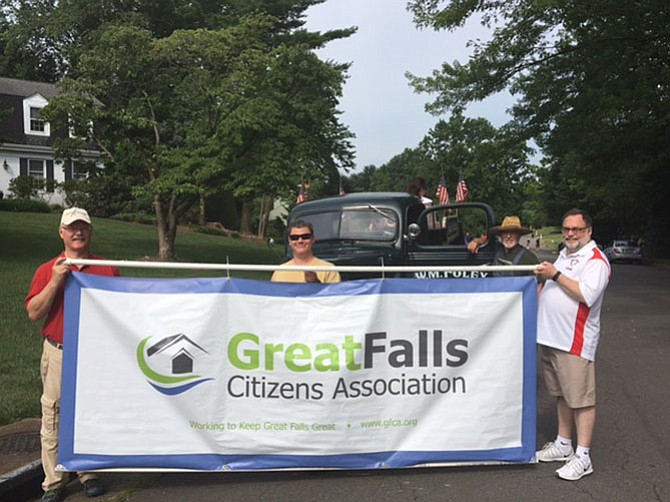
[284,192,498,280]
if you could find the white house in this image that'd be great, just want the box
[0,76,102,204]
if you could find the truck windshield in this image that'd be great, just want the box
[305,208,399,242]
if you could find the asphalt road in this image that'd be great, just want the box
[29,261,670,502]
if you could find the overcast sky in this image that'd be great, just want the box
[304,0,513,170]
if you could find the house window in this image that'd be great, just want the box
[65,161,91,181]
[23,94,51,136]
[19,158,55,192]
[28,159,45,179]
[71,161,88,180]
[29,107,46,132]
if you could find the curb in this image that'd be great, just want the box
[0,418,42,500]
[0,459,42,500]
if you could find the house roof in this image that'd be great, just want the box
[0,76,104,146]
[0,76,61,99]
[147,334,208,357]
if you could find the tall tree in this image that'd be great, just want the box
[369,112,532,218]
[5,0,354,258]
[0,0,349,80]
[45,13,353,258]
[369,147,433,192]
[407,0,670,249]
[348,164,377,192]
[0,0,67,80]
[421,113,533,217]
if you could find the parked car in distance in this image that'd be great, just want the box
[604,240,643,264]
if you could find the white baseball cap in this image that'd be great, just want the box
[60,207,91,227]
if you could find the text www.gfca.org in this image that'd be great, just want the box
[360,418,418,429]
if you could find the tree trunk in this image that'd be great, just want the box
[154,194,178,260]
[240,200,252,235]
[257,195,272,238]
[199,192,206,226]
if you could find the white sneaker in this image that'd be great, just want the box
[536,441,574,462]
[556,455,594,481]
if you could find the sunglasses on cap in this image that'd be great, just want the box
[289,233,313,241]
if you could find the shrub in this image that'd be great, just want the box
[8,175,61,199]
[266,217,287,241]
[8,175,39,199]
[191,224,229,237]
[0,198,51,213]
[61,179,90,208]
[112,212,156,225]
[206,190,240,230]
[45,178,58,193]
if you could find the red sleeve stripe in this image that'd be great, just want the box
[591,247,611,278]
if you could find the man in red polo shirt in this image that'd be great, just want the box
[26,207,120,502]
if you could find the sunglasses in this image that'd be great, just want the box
[289,233,313,241]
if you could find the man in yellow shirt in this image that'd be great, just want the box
[271,219,341,283]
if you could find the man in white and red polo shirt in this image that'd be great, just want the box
[534,208,610,481]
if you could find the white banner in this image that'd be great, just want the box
[59,274,537,471]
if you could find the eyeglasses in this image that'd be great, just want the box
[289,233,313,241]
[62,223,91,232]
[562,227,589,234]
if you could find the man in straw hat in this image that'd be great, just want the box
[468,215,541,275]
[25,207,120,502]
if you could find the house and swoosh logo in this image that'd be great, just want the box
[136,334,213,395]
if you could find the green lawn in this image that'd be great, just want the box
[538,226,563,251]
[0,212,281,426]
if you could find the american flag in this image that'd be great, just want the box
[435,175,449,205]
[296,183,308,204]
[456,174,469,202]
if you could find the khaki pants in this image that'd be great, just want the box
[40,339,97,491]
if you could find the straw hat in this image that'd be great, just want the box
[490,216,532,236]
